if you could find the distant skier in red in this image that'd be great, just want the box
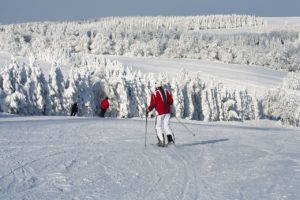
[100,97,109,117]
[147,81,175,147]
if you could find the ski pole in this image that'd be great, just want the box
[174,116,196,136]
[145,112,148,147]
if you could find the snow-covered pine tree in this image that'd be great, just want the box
[201,87,212,121]
[48,62,66,115]
[64,66,78,116]
[1,58,29,114]
[206,82,221,121]
[108,63,134,118]
[133,70,148,117]
[186,77,197,120]
[78,68,95,116]
[25,56,50,115]
[262,72,300,126]
[124,68,146,117]
[171,78,182,118]
[172,69,190,118]
[239,89,255,120]
[0,87,5,112]
[64,65,95,116]
[192,73,205,120]
[282,72,300,90]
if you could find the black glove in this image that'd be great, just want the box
[146,110,149,117]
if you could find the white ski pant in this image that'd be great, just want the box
[155,113,173,143]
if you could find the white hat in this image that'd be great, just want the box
[155,80,162,88]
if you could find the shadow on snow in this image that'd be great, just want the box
[176,138,229,148]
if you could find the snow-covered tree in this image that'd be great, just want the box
[25,56,50,115]
[262,72,300,126]
[48,62,65,115]
[64,65,95,116]
[282,72,300,90]
[1,57,31,114]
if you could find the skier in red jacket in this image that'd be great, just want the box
[147,81,175,147]
[100,97,109,117]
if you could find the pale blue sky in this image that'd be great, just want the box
[0,0,300,24]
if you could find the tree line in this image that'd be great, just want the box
[1,56,299,126]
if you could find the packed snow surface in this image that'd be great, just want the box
[0,115,299,200]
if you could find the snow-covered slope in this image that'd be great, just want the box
[0,115,299,199]
[103,55,287,93]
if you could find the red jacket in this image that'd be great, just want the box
[147,87,173,115]
[101,99,109,109]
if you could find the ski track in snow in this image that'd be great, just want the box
[0,115,299,200]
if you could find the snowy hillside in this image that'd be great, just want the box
[0,115,299,200]
[0,16,300,126]
[0,15,299,71]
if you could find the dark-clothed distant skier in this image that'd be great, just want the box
[70,102,78,116]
